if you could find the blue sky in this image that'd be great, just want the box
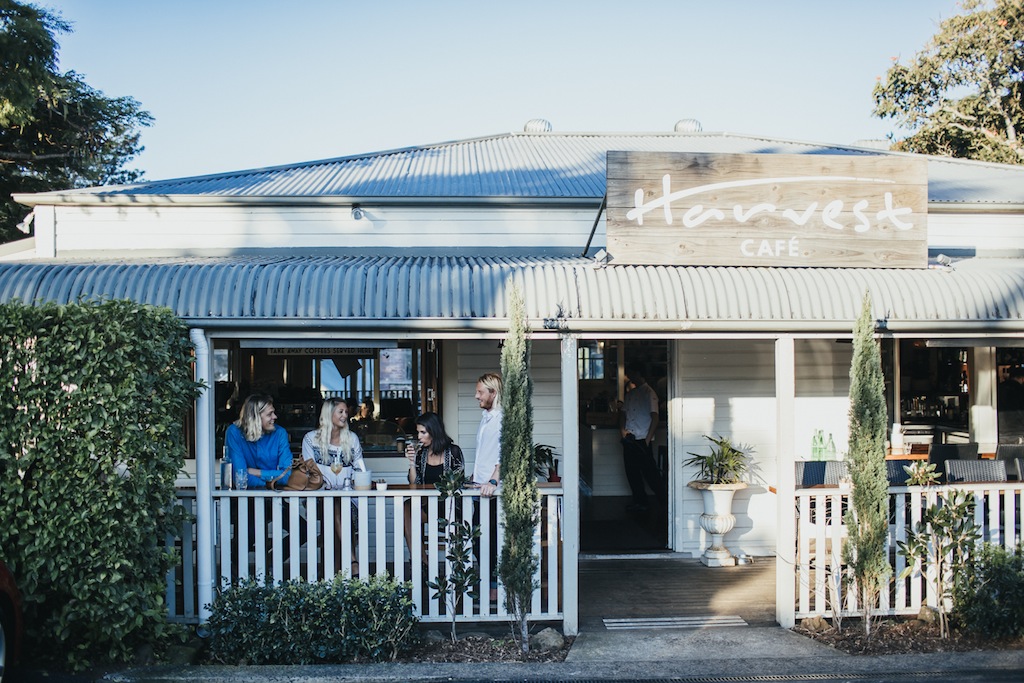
[42,0,962,182]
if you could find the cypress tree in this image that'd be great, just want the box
[497,285,539,653]
[842,292,891,636]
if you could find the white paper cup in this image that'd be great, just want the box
[354,470,372,490]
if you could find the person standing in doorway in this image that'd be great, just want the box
[619,365,665,513]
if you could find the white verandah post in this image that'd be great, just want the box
[775,335,796,628]
[190,328,215,625]
[561,333,580,636]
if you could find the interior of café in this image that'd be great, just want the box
[210,340,440,462]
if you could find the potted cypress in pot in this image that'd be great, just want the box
[685,435,752,567]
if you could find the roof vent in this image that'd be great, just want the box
[524,118,553,133]
[674,119,703,133]
[851,139,891,150]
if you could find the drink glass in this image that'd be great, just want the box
[330,453,344,475]
[234,469,248,491]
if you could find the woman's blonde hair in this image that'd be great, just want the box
[316,397,356,465]
[235,393,274,442]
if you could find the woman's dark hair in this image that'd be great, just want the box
[415,412,453,454]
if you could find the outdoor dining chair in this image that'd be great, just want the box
[886,460,912,486]
[928,443,979,482]
[995,444,1024,479]
[795,460,849,487]
[944,458,1007,483]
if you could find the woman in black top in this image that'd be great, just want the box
[406,412,464,484]
[404,412,464,560]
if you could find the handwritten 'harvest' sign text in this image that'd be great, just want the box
[606,152,928,268]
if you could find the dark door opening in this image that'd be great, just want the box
[579,340,669,553]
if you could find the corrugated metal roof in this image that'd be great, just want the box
[28,132,1024,206]
[2,255,1023,333]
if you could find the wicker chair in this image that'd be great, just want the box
[996,444,1024,479]
[928,443,979,482]
[944,458,1007,483]
[886,460,912,485]
[795,460,849,487]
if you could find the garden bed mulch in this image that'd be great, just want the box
[793,617,1024,655]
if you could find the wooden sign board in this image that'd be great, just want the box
[606,152,928,268]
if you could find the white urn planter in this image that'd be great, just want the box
[688,480,747,567]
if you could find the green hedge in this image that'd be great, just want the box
[953,542,1024,639]
[207,575,420,664]
[0,299,201,670]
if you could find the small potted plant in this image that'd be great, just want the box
[684,435,752,567]
[533,443,561,482]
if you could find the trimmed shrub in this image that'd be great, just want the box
[953,542,1024,639]
[0,300,200,670]
[206,574,419,664]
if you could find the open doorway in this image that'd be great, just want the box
[579,340,669,552]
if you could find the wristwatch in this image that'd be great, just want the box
[488,479,498,486]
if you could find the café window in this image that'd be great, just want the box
[578,341,606,380]
[212,339,439,456]
[895,340,969,447]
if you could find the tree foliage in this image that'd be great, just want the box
[497,284,538,654]
[1,0,152,243]
[873,0,1023,164]
[0,299,201,670]
[842,292,891,636]
[426,468,479,643]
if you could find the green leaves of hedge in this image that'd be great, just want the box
[0,299,201,670]
[207,575,419,664]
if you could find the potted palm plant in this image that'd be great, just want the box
[533,444,561,482]
[684,435,752,567]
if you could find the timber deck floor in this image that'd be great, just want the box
[578,556,777,629]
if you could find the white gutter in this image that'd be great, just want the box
[189,328,215,625]
[184,317,1024,335]
[10,192,600,208]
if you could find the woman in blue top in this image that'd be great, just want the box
[226,393,292,489]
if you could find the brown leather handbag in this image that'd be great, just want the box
[268,457,325,491]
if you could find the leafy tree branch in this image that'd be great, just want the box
[873,0,1023,164]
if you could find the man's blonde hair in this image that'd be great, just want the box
[477,372,502,411]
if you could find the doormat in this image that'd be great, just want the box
[603,615,747,630]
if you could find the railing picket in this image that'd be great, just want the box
[271,496,283,582]
[306,496,319,582]
[375,496,388,576]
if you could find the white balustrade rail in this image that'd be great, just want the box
[166,487,564,625]
[795,481,1024,619]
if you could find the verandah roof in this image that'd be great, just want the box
[1,254,1023,335]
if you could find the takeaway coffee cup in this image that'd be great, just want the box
[353,469,372,490]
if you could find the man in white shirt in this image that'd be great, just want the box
[473,372,502,598]
[620,364,665,513]
[474,372,503,497]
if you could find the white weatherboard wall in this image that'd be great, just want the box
[794,339,853,461]
[674,338,852,557]
[453,339,563,478]
[26,204,1024,259]
[44,205,599,255]
[676,340,777,557]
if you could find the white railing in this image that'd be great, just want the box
[166,487,564,625]
[795,482,1024,619]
